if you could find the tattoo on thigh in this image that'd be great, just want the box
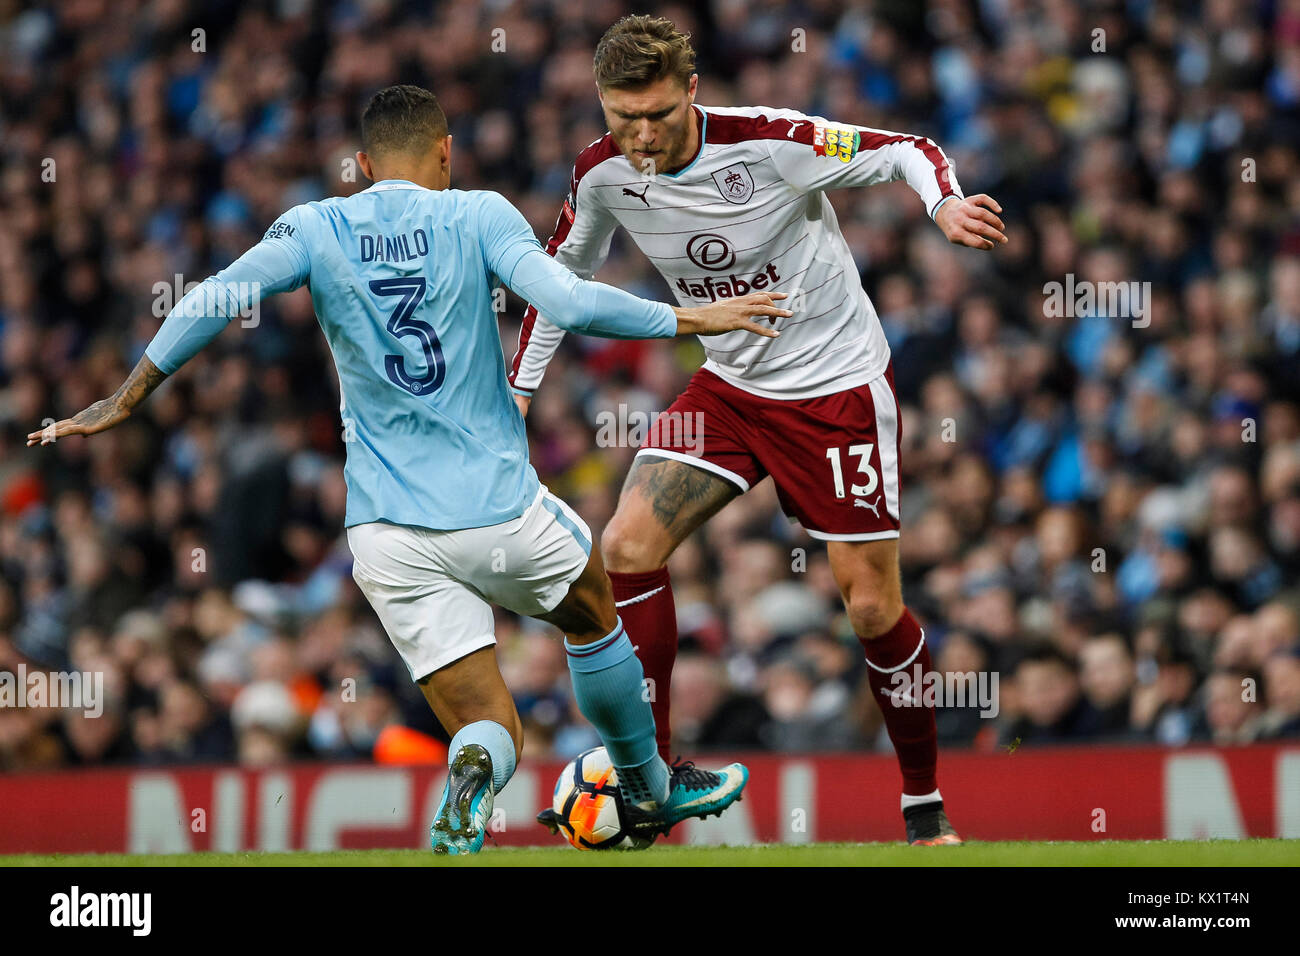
[624,458,736,535]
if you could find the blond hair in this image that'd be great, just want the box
[593,15,696,90]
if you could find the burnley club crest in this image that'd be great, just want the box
[712,162,754,204]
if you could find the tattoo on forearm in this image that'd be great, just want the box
[623,457,736,535]
[75,355,168,430]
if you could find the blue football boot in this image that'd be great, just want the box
[623,758,749,839]
[430,743,495,855]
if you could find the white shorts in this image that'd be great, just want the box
[347,485,593,680]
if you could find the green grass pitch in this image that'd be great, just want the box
[3,840,1297,866]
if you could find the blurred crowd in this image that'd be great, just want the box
[1,0,1299,772]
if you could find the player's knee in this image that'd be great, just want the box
[847,591,903,639]
[545,560,618,642]
[600,521,665,573]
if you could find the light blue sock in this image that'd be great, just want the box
[565,619,670,806]
[449,720,516,793]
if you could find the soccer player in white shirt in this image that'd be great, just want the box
[511,16,1008,845]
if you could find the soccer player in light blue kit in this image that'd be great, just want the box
[30,85,790,854]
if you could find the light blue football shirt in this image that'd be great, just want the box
[145,181,676,530]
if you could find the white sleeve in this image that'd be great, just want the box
[507,170,618,393]
[764,107,963,219]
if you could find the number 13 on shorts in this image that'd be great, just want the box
[825,443,877,499]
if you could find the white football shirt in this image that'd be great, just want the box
[508,104,963,400]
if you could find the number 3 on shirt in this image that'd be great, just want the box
[370,277,445,395]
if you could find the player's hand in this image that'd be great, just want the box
[935,194,1007,250]
[674,292,789,338]
[514,392,532,418]
[28,355,166,447]
[26,400,131,446]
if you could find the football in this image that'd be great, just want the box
[549,747,656,851]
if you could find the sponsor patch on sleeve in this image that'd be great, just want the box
[263,220,296,240]
[812,124,861,163]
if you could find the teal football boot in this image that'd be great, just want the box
[430,743,495,855]
[624,758,749,840]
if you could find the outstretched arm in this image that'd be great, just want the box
[505,243,787,341]
[765,110,1006,249]
[27,354,168,446]
[477,190,788,341]
[29,207,310,447]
